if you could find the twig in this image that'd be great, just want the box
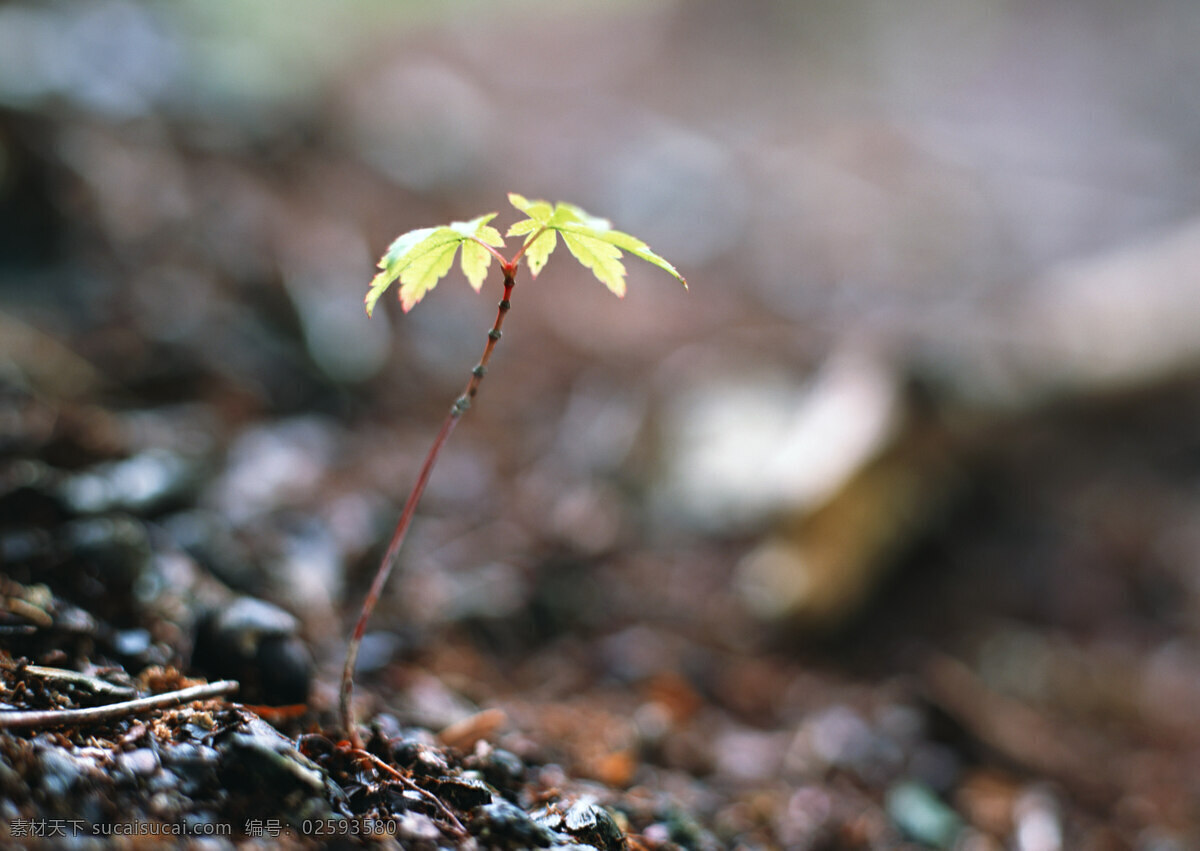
[0,680,239,729]
[23,664,137,699]
[353,748,468,837]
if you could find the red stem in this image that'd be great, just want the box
[470,236,509,267]
[340,265,518,746]
[509,227,547,267]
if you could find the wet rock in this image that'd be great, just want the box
[116,747,161,780]
[191,596,311,705]
[394,809,446,844]
[111,627,152,658]
[208,417,338,524]
[161,509,259,593]
[207,595,297,641]
[36,745,103,798]
[534,799,626,851]
[463,741,526,799]
[472,799,556,849]
[160,742,221,798]
[217,716,346,825]
[426,774,492,810]
[59,448,199,516]
[390,733,452,776]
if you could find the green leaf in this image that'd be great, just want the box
[505,195,688,294]
[449,213,503,243]
[507,192,553,225]
[505,218,539,237]
[564,224,687,288]
[460,240,492,291]
[455,214,503,292]
[522,229,557,278]
[552,201,610,232]
[366,214,503,314]
[398,235,460,311]
[561,230,627,296]
[366,226,435,316]
[506,193,558,276]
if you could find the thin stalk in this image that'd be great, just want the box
[470,236,509,268]
[340,265,518,747]
[509,227,547,267]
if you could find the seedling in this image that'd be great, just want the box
[340,193,686,744]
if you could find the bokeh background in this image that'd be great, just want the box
[5,1,1200,847]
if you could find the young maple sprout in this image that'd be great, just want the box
[340,193,686,745]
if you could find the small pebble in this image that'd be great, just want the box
[191,596,311,705]
[472,799,555,848]
[535,799,626,851]
[118,747,161,778]
[1014,786,1062,851]
[885,781,962,849]
[113,628,152,656]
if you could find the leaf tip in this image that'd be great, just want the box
[398,285,421,313]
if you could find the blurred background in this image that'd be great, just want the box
[4,0,1200,846]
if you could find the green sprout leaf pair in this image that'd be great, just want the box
[365,193,686,315]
